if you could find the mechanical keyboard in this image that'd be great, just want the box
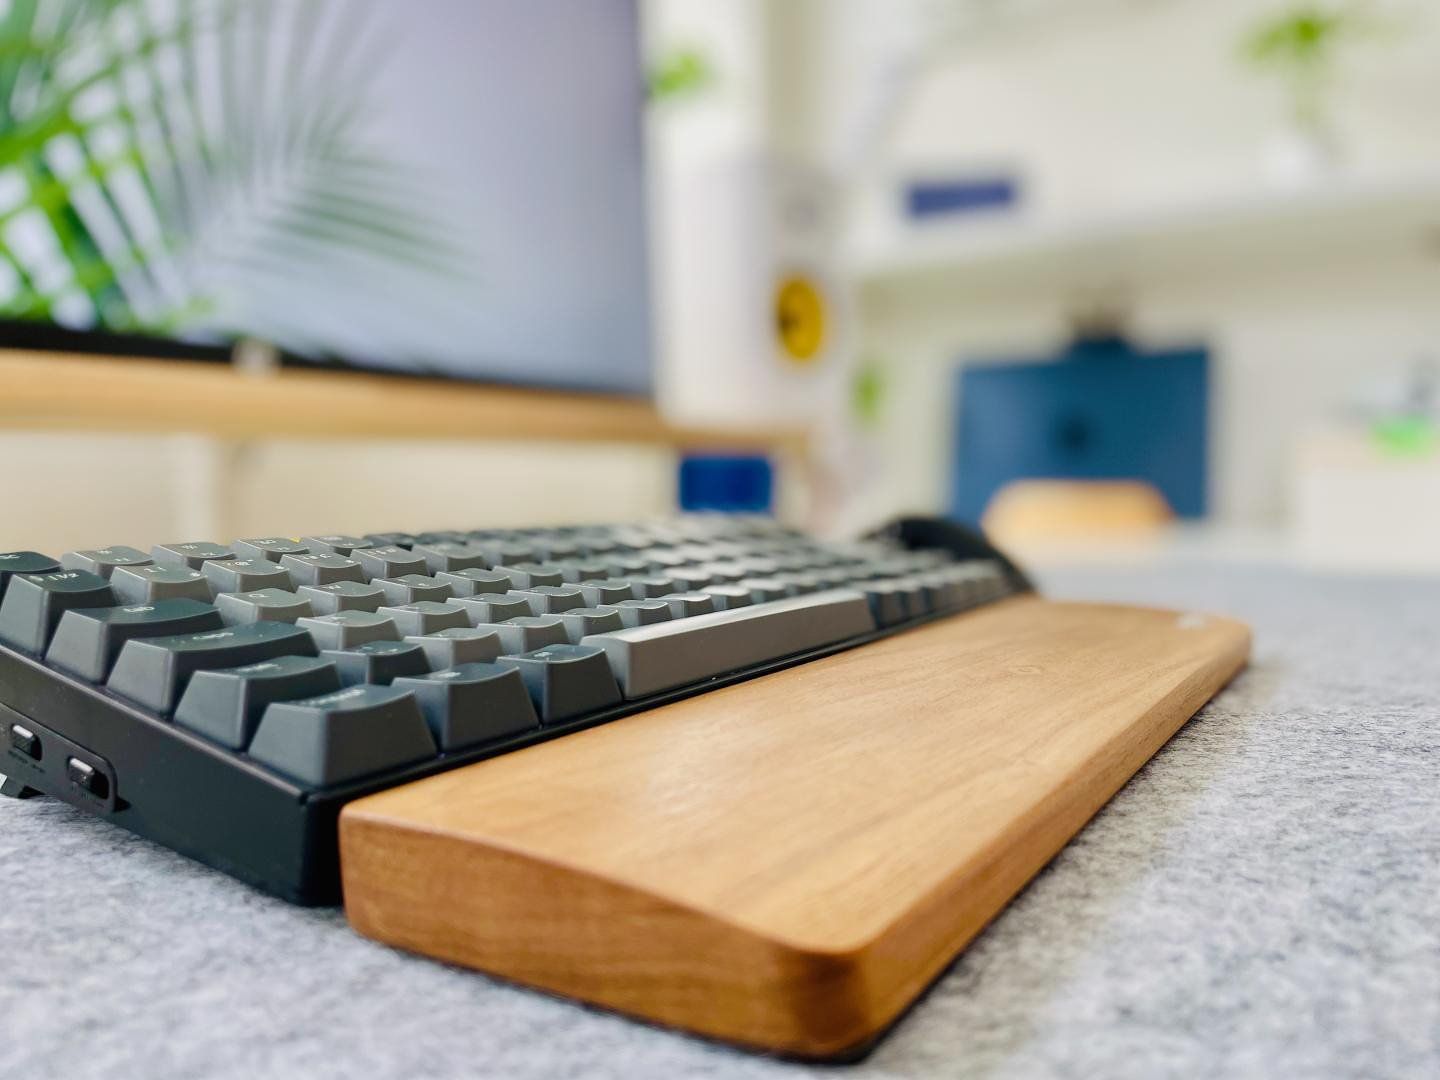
[0,515,1027,904]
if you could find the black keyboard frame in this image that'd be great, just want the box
[0,588,1025,905]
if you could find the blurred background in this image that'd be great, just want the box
[2,0,1438,577]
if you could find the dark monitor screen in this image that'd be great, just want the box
[0,0,652,393]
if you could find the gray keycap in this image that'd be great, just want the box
[280,553,366,587]
[46,598,224,681]
[174,655,341,749]
[473,616,568,654]
[862,582,911,626]
[248,685,436,787]
[378,601,470,637]
[700,562,748,584]
[475,540,536,566]
[553,560,610,584]
[374,574,454,605]
[510,585,585,616]
[404,627,502,669]
[668,567,714,591]
[657,592,715,619]
[322,640,430,686]
[454,594,533,626]
[582,589,876,698]
[352,546,428,580]
[216,588,314,625]
[576,580,632,606]
[61,546,152,578]
[232,537,312,563]
[111,564,212,605]
[497,644,622,724]
[0,552,61,603]
[393,663,539,750]
[737,578,793,604]
[603,556,653,578]
[612,599,672,628]
[435,568,512,597]
[297,580,386,615]
[493,563,563,590]
[203,558,293,595]
[0,570,117,653]
[297,611,399,651]
[302,535,373,557]
[152,542,235,570]
[557,606,625,644]
[412,542,490,575]
[628,576,678,599]
[703,585,754,611]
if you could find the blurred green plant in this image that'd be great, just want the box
[647,47,714,103]
[1239,2,1384,131]
[0,0,456,348]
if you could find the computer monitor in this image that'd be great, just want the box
[0,0,652,393]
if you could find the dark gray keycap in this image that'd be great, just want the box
[280,553,365,587]
[412,542,490,575]
[510,585,585,616]
[862,583,910,627]
[703,585,754,611]
[375,575,454,605]
[657,592,715,619]
[378,601,469,637]
[475,540,536,566]
[474,616,568,654]
[497,644,622,724]
[297,611,399,650]
[557,607,625,644]
[436,568,511,597]
[700,563,747,584]
[107,621,317,715]
[530,536,581,561]
[151,542,235,570]
[612,599,672,628]
[603,556,653,578]
[203,558,293,596]
[628,576,678,600]
[393,663,539,750]
[322,640,430,686]
[110,564,212,605]
[493,563,563,590]
[174,656,341,749]
[303,535,373,557]
[248,685,436,787]
[737,578,793,604]
[668,567,714,591]
[45,598,223,681]
[232,537,312,563]
[582,589,876,698]
[0,552,61,603]
[412,530,470,546]
[61,546,151,579]
[216,588,314,625]
[0,570,117,653]
[576,580,633,606]
[404,627,502,669]
[297,580,386,615]
[454,594,533,626]
[553,560,610,584]
[352,546,428,580]
[364,532,420,550]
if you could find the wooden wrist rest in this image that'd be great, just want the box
[340,597,1250,1059]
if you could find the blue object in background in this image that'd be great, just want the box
[951,336,1209,525]
[679,455,774,514]
[905,176,1020,220]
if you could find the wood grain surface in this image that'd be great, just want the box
[340,597,1250,1058]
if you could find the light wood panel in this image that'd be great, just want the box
[0,348,805,452]
[340,597,1250,1058]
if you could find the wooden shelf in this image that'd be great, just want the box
[0,349,805,455]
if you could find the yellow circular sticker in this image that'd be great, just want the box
[775,274,826,364]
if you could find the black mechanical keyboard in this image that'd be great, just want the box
[0,516,1028,903]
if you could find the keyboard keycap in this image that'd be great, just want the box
[612,599,672,628]
[658,592,715,619]
[404,627,502,669]
[303,535,373,557]
[412,542,490,574]
[297,611,399,651]
[152,542,235,570]
[737,578,793,604]
[393,663,539,749]
[497,644,622,724]
[454,594,533,626]
[279,553,365,587]
[216,589,314,625]
[703,585,754,611]
[582,589,877,698]
[297,581,385,615]
[203,558,294,595]
[364,532,420,550]
[475,540,535,566]
[232,538,312,563]
[494,563,563,590]
[435,568,512,597]
[377,601,469,637]
[510,585,585,616]
[46,598,224,681]
[576,580,632,606]
[475,616,568,654]
[110,565,212,605]
[375,575,454,605]
[322,640,430,686]
[0,552,61,603]
[107,621,317,714]
[557,607,625,644]
[0,570,117,653]
[248,685,436,787]
[175,656,342,749]
[628,576,677,600]
[352,546,428,580]
[553,560,610,584]
[60,546,150,579]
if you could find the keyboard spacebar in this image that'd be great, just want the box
[581,589,877,698]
